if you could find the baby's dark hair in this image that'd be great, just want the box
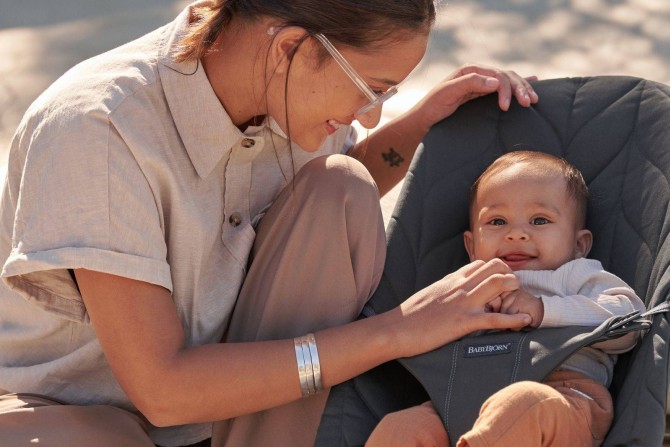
[469,151,589,228]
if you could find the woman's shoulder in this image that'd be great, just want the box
[10,26,182,171]
[35,28,172,119]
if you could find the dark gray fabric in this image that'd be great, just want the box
[402,310,655,444]
[315,76,670,447]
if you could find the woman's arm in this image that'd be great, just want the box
[353,64,538,196]
[75,259,529,427]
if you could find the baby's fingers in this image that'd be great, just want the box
[486,296,503,313]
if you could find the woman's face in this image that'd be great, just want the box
[269,32,428,152]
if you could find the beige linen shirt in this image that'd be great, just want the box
[0,4,355,446]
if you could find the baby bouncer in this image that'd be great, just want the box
[316,76,670,446]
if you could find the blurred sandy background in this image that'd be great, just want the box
[1,0,670,222]
[1,0,669,437]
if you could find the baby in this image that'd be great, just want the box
[367,150,646,447]
[459,150,646,447]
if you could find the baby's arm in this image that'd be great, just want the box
[532,261,646,353]
[499,289,544,328]
[542,287,645,354]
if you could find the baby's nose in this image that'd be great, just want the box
[506,227,529,241]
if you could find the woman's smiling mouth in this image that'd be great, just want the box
[326,119,342,135]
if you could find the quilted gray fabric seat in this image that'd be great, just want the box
[316,76,670,447]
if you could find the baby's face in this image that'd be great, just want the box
[464,164,591,271]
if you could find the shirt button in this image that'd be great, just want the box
[241,138,255,148]
[228,212,242,227]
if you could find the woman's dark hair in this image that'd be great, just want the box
[175,0,437,62]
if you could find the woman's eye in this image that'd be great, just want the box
[488,218,506,226]
[372,89,385,96]
[531,217,550,225]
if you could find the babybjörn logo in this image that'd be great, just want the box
[463,341,514,357]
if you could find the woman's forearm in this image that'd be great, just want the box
[75,259,530,427]
[354,105,430,197]
[74,268,402,427]
[152,312,401,426]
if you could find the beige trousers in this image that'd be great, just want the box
[0,393,156,447]
[0,155,387,447]
[213,155,386,446]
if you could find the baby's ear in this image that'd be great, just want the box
[463,231,476,261]
[575,229,593,258]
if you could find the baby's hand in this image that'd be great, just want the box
[485,295,503,313]
[499,289,544,328]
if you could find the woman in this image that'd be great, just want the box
[0,1,537,446]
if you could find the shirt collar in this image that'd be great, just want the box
[157,3,295,178]
[244,116,289,140]
[157,3,242,179]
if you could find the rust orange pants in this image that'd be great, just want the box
[458,370,613,447]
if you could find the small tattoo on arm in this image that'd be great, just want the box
[382,147,404,167]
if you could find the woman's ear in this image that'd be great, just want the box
[268,26,311,75]
[574,229,593,259]
[463,231,476,262]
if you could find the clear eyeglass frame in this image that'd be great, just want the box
[313,33,398,117]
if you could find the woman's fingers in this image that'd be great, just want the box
[452,64,539,110]
[415,64,539,130]
[468,272,519,305]
[455,258,519,296]
[491,70,538,110]
[474,311,531,332]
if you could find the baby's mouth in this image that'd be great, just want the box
[499,253,536,269]
[501,253,534,262]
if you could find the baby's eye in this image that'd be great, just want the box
[372,89,385,96]
[531,217,550,225]
[488,218,506,226]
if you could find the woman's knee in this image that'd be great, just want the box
[296,154,379,204]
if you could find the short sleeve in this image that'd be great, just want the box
[2,109,171,323]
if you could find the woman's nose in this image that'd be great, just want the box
[355,104,383,129]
